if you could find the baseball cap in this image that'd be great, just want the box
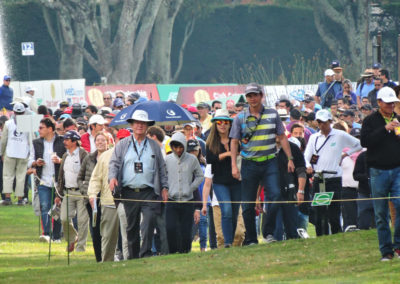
[324,69,335,76]
[25,86,35,93]
[116,129,131,139]
[113,98,124,108]
[277,109,289,119]
[89,114,105,125]
[360,104,373,111]
[372,63,382,69]
[4,75,11,81]
[350,128,361,138]
[197,102,210,110]
[187,139,200,152]
[63,130,81,141]
[183,122,195,128]
[331,60,342,69]
[315,109,332,122]
[59,114,72,120]
[13,102,25,113]
[244,83,263,96]
[377,87,400,103]
[343,110,355,117]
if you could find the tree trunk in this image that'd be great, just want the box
[59,44,83,79]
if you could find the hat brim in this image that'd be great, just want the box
[379,97,400,103]
[126,118,155,126]
[211,116,233,122]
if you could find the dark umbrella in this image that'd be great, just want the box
[109,100,195,129]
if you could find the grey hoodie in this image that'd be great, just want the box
[165,132,204,201]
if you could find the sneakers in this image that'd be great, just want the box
[0,199,12,206]
[264,234,277,244]
[344,225,359,233]
[39,235,51,243]
[380,254,394,262]
[52,239,62,244]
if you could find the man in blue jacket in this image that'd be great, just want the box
[0,75,13,111]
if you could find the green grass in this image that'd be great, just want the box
[1,205,400,283]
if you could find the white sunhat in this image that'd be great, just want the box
[88,114,105,125]
[13,102,26,113]
[377,87,400,103]
[126,109,155,126]
[315,109,332,122]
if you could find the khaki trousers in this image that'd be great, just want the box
[60,190,89,250]
[117,203,129,260]
[101,206,119,262]
[212,205,245,248]
[3,155,28,197]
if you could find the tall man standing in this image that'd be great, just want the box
[230,83,295,245]
[361,87,400,261]
[29,118,65,242]
[109,110,168,259]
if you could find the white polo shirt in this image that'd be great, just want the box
[64,148,81,188]
[304,128,362,178]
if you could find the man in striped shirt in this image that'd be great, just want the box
[230,83,294,245]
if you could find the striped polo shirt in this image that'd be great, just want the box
[229,106,285,161]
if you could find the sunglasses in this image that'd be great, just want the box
[216,120,230,125]
[4,79,10,81]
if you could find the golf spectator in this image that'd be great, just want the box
[336,79,356,106]
[342,110,361,129]
[102,92,113,108]
[0,75,13,112]
[315,69,340,109]
[108,110,168,259]
[205,109,240,248]
[379,69,397,88]
[356,70,375,107]
[230,83,294,245]
[367,78,383,108]
[304,109,362,236]
[29,118,65,242]
[360,87,400,261]
[372,63,382,78]
[1,103,31,205]
[197,102,212,133]
[81,114,113,153]
[55,130,89,253]
[211,100,222,113]
[22,86,38,113]
[165,132,203,253]
[78,132,109,261]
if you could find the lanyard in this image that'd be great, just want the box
[244,106,265,134]
[131,137,147,161]
[315,135,331,154]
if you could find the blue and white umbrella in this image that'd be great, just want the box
[110,101,196,128]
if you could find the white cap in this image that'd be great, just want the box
[88,114,105,125]
[80,101,88,109]
[25,86,35,93]
[315,109,332,122]
[126,109,155,125]
[277,108,289,118]
[13,102,26,113]
[324,69,335,77]
[377,87,400,103]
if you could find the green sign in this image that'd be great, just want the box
[312,192,334,206]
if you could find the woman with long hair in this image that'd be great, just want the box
[204,109,240,248]
[78,131,109,261]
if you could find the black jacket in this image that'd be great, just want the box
[361,111,400,170]
[32,134,66,187]
[353,151,371,196]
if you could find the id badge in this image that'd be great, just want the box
[310,154,319,165]
[134,162,143,173]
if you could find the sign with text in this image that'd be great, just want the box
[312,192,334,207]
[21,42,35,56]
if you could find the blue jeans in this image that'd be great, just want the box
[241,158,281,245]
[38,185,62,239]
[213,182,241,245]
[370,167,400,256]
[199,213,208,249]
[357,192,375,230]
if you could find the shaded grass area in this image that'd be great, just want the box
[1,206,400,283]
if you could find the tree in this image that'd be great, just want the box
[311,0,370,74]
[39,0,164,84]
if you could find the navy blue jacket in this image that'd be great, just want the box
[0,85,13,110]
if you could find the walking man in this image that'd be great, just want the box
[230,83,294,245]
[109,110,168,259]
[361,87,400,261]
